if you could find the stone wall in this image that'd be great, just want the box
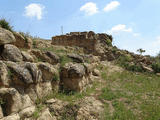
[52,31,112,54]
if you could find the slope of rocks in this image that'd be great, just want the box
[0,27,159,120]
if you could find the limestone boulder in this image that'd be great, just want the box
[26,82,53,101]
[6,62,42,89]
[37,62,58,82]
[0,27,16,45]
[19,106,36,119]
[1,44,23,62]
[45,51,60,64]
[21,51,34,62]
[0,113,20,120]
[60,63,92,92]
[0,88,22,116]
[67,53,84,63]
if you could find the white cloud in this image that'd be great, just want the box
[103,1,120,12]
[107,24,132,34]
[80,2,98,16]
[24,3,45,20]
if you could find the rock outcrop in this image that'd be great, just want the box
[0,27,15,45]
[60,62,92,92]
[12,32,32,49]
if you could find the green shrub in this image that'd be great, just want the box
[106,39,112,46]
[117,56,143,72]
[152,62,160,73]
[0,18,13,32]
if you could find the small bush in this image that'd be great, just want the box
[0,18,13,32]
[117,56,143,72]
[152,62,160,73]
[106,39,112,46]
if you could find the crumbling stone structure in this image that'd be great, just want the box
[52,31,112,54]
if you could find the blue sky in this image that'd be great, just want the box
[0,0,160,56]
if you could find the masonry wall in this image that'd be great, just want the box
[52,31,112,54]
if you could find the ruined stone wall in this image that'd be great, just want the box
[52,31,98,53]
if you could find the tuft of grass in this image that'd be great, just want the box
[60,56,73,67]
[0,18,13,32]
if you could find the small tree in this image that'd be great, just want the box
[0,18,13,32]
[137,48,145,55]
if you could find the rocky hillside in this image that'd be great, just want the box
[0,26,160,120]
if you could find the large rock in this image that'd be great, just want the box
[6,62,42,90]
[37,62,58,82]
[1,44,23,62]
[0,61,10,87]
[19,106,36,119]
[45,51,60,64]
[12,32,32,49]
[60,63,92,92]
[25,82,53,101]
[0,27,16,45]
[21,51,34,62]
[0,88,22,116]
[0,113,20,120]
[67,53,84,63]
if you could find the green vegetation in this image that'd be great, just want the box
[7,69,13,78]
[100,70,160,120]
[152,62,160,73]
[52,73,60,81]
[60,55,73,67]
[137,48,146,55]
[116,55,144,72]
[106,39,112,46]
[0,18,13,32]
[32,104,44,119]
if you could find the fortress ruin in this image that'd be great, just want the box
[52,31,113,54]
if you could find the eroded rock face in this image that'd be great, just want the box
[60,63,92,92]
[1,44,23,62]
[0,88,22,116]
[0,27,16,45]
